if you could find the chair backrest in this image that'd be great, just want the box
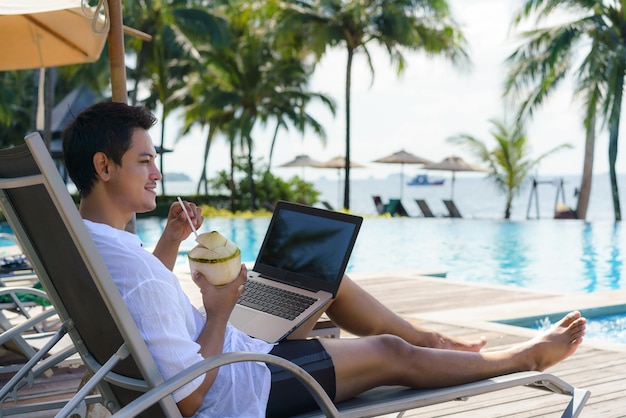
[442,200,462,218]
[372,195,385,215]
[415,200,435,218]
[387,199,409,217]
[393,199,410,217]
[0,133,178,416]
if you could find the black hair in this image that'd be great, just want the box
[62,102,157,197]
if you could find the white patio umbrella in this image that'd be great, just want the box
[373,150,433,200]
[422,156,491,200]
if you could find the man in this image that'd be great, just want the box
[62,102,586,417]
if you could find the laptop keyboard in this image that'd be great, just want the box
[238,280,317,320]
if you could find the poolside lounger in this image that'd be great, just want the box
[372,195,386,214]
[0,132,590,417]
[321,200,334,211]
[373,196,411,217]
[415,199,436,218]
[387,199,411,217]
[0,285,56,373]
[443,199,463,218]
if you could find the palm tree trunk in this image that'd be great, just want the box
[197,128,214,195]
[159,114,167,196]
[575,117,595,220]
[246,135,257,210]
[229,139,236,212]
[266,123,281,174]
[505,190,513,219]
[343,48,354,210]
[129,42,147,106]
[608,73,624,221]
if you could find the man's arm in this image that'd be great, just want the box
[153,200,202,270]
[177,266,247,416]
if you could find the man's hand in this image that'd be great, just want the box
[153,200,203,270]
[193,264,247,322]
[163,200,203,243]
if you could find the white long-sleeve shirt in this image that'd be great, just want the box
[85,220,273,417]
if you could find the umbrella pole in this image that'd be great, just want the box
[107,0,128,103]
[107,0,135,234]
[400,164,404,200]
[451,172,456,200]
[337,169,341,209]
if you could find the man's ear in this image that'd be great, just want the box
[93,152,111,181]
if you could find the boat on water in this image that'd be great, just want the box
[406,174,445,186]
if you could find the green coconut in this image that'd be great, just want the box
[188,231,241,286]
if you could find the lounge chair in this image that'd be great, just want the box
[373,196,411,217]
[0,285,55,373]
[443,199,463,218]
[372,195,385,215]
[321,201,334,211]
[415,199,436,218]
[0,132,590,417]
[387,199,410,217]
[1,233,38,286]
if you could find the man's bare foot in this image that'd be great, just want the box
[517,311,586,371]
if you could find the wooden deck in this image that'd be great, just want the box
[346,270,626,417]
[3,269,626,417]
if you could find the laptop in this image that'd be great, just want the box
[229,200,362,343]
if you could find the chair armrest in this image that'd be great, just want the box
[112,351,340,418]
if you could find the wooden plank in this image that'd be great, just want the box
[3,271,626,417]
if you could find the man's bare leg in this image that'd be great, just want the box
[321,311,586,402]
[325,276,487,351]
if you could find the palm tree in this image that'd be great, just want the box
[181,73,237,198]
[505,0,625,221]
[0,54,110,150]
[122,0,228,195]
[262,57,335,172]
[0,71,36,148]
[180,1,334,210]
[278,0,468,210]
[449,118,572,219]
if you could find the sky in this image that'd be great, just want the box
[155,0,616,183]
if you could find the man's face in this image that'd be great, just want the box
[108,128,162,214]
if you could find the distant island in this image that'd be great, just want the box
[165,172,192,181]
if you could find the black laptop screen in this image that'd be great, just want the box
[254,201,362,295]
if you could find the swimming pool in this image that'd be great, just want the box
[136,216,626,343]
[131,216,626,294]
[2,216,625,293]
[3,216,626,341]
[499,307,626,345]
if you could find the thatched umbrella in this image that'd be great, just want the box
[373,150,433,199]
[315,156,367,208]
[278,154,323,179]
[423,156,490,199]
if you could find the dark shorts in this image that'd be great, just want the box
[265,339,336,417]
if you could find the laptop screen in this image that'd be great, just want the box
[254,201,362,296]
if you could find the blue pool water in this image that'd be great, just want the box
[135,216,626,344]
[131,216,626,294]
[525,312,626,345]
[3,216,626,342]
[2,216,626,293]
